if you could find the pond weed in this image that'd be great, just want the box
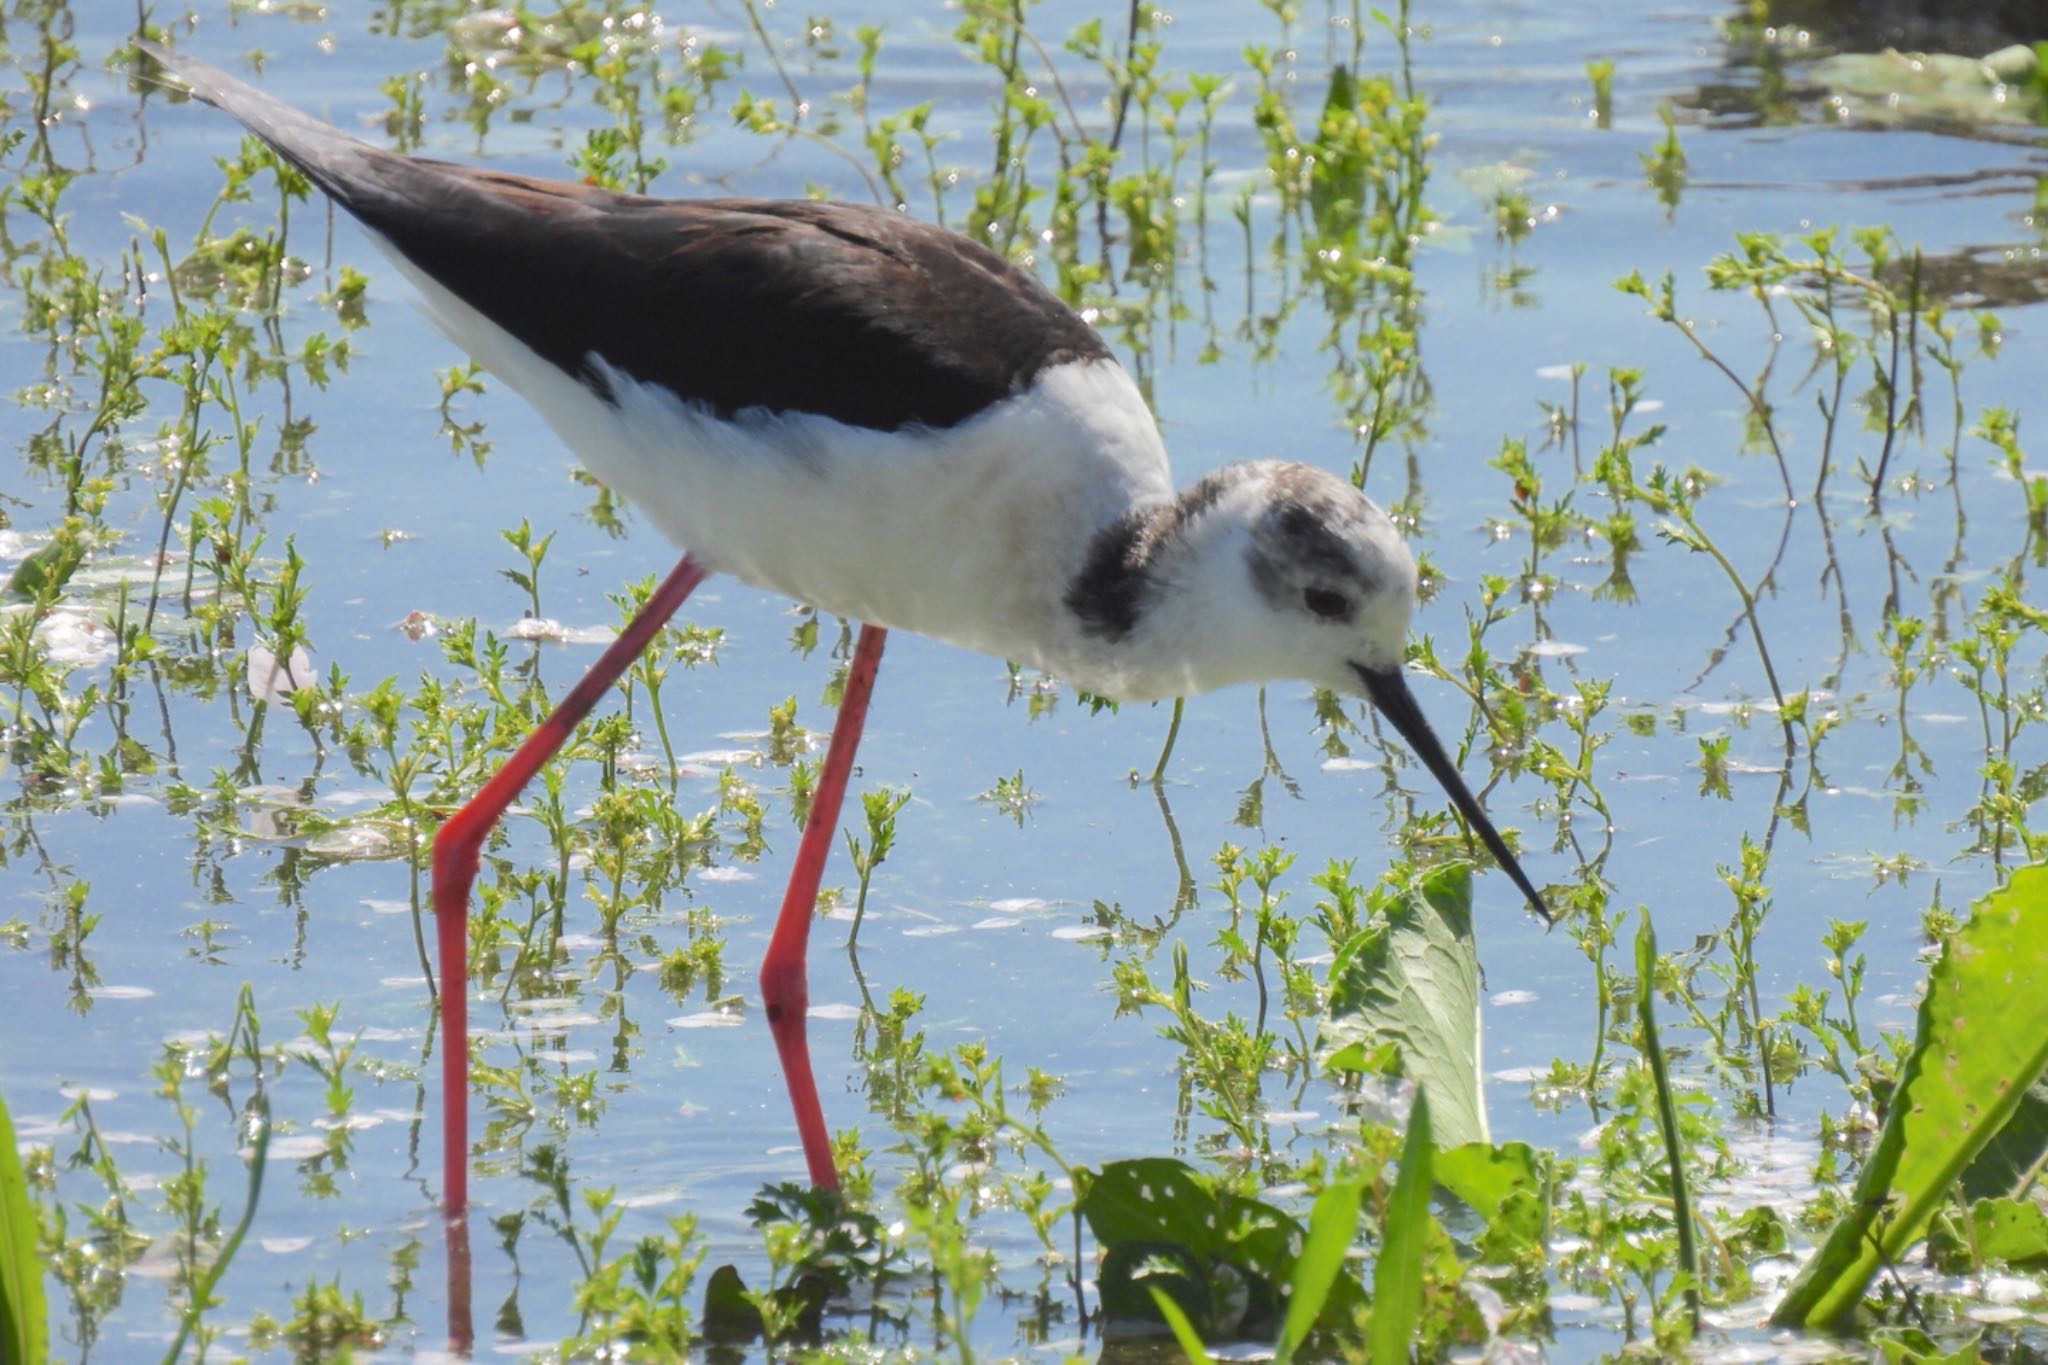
[0,0,2044,1358]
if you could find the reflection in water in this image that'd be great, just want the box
[1740,0,2044,55]
[1710,0,2045,130]
[1233,687,1303,834]
[445,1211,474,1354]
[1151,776,1199,917]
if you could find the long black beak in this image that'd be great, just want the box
[1354,664,1552,925]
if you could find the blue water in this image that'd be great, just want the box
[2,0,2043,1356]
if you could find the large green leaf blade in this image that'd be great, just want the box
[0,1084,48,1365]
[1326,863,1488,1148]
[1774,865,2048,1327]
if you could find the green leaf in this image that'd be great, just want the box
[1433,1141,1542,1222]
[1278,1180,1363,1364]
[1100,1241,1210,1333]
[1960,1077,2048,1202]
[1077,1157,1227,1261]
[1325,863,1489,1147]
[1370,1092,1432,1365]
[5,525,85,604]
[0,1085,47,1365]
[1308,66,1365,244]
[1871,1324,1986,1364]
[1724,1205,1790,1259]
[700,1264,764,1343]
[1967,1197,2048,1268]
[1435,1141,1550,1260]
[1215,1187,1312,1325]
[1079,1158,1308,1335]
[1773,865,2048,1327]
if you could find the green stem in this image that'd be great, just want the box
[1636,916,1701,1333]
[1149,697,1185,784]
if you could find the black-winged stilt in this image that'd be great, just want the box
[140,41,1552,1216]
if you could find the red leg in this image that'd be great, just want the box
[760,623,888,1190]
[432,555,709,1216]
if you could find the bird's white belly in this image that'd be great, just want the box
[592,367,1069,654]
[379,236,1172,680]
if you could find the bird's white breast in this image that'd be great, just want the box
[377,231,1173,679]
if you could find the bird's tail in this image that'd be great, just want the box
[135,39,385,216]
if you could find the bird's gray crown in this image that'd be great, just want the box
[1243,463,1393,624]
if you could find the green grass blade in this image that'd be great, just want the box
[1277,1178,1364,1363]
[1370,1091,1432,1365]
[1636,914,1701,1331]
[0,1084,48,1365]
[1774,865,2048,1327]
[1147,1286,1216,1365]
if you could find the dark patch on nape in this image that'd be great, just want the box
[1245,467,1382,614]
[1065,508,1154,641]
[174,71,1113,432]
[1176,468,1232,524]
[1065,471,1244,640]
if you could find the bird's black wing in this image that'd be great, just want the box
[140,43,1111,432]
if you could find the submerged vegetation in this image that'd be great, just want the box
[0,0,2044,1360]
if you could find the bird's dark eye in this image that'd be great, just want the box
[1303,587,1350,620]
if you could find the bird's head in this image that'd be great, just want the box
[1141,461,1552,922]
[1241,461,1420,689]
[1140,461,1416,695]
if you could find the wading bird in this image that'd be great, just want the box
[141,40,1551,1218]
